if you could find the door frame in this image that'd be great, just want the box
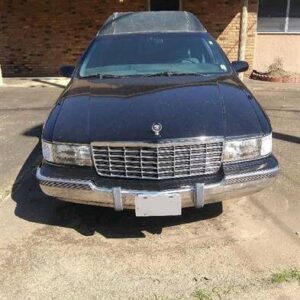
[147,0,183,11]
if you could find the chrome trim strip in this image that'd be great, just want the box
[42,140,92,147]
[45,134,271,147]
[223,133,270,142]
[91,137,224,148]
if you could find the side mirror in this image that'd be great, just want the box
[232,61,249,73]
[59,65,75,78]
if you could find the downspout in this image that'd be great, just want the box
[238,0,249,80]
[0,65,3,86]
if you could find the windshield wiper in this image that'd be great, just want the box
[143,71,207,77]
[81,74,126,79]
[81,72,208,79]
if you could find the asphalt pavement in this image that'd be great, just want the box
[0,78,299,299]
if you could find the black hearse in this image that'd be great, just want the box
[37,11,279,216]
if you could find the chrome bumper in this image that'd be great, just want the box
[36,163,279,210]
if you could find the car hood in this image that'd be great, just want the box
[47,75,268,144]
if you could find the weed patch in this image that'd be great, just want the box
[193,289,213,300]
[271,268,300,284]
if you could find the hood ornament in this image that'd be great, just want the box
[152,123,162,136]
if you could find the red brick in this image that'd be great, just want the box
[0,0,257,76]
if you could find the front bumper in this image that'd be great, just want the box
[36,155,279,210]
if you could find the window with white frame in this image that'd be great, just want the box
[257,0,300,33]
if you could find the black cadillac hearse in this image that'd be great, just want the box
[37,11,279,216]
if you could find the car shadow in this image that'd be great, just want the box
[273,132,300,145]
[31,78,67,89]
[12,124,223,239]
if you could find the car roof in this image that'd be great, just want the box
[97,11,207,36]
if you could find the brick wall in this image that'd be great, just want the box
[0,0,147,76]
[0,0,258,77]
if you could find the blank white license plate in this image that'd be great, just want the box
[135,193,182,217]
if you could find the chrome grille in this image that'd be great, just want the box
[92,140,223,180]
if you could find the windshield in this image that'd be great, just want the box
[79,33,231,77]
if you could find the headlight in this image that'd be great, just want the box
[223,134,272,162]
[42,141,92,166]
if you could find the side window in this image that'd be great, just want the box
[258,0,287,32]
[289,0,300,32]
[257,0,300,33]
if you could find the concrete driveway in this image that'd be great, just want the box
[0,78,299,299]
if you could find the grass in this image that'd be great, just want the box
[271,268,300,284]
[192,268,300,300]
[193,289,213,300]
[193,286,237,300]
